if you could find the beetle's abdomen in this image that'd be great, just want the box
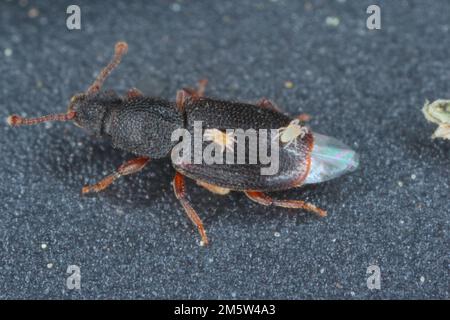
[105,97,183,158]
[173,98,313,191]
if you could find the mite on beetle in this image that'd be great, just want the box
[7,42,359,245]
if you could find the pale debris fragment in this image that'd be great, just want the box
[325,16,340,27]
[422,99,450,140]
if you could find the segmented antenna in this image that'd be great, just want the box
[7,111,76,127]
[86,42,128,95]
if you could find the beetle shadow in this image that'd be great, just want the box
[31,131,173,208]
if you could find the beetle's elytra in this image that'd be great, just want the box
[7,42,359,246]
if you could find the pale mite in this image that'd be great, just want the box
[203,128,236,152]
[275,118,309,148]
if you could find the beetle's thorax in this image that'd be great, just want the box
[102,96,184,158]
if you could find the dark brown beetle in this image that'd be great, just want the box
[7,42,359,245]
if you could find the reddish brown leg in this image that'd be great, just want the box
[82,156,149,194]
[256,98,282,112]
[296,113,311,122]
[172,172,209,246]
[86,42,129,95]
[244,191,327,217]
[176,79,208,111]
[127,87,143,99]
[196,180,230,195]
[176,89,190,112]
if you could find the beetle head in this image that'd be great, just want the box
[68,92,115,135]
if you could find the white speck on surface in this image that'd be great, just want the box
[411,174,417,180]
[400,220,405,225]
[4,48,12,57]
[231,292,237,298]
[40,243,47,249]
[171,3,181,12]
[350,291,355,296]
[47,263,53,269]
[320,268,325,274]
[284,80,294,89]
[420,276,425,283]
[28,7,40,18]
[274,232,281,237]
[325,16,340,27]
[398,181,404,187]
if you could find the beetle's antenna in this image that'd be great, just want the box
[6,111,76,127]
[86,42,128,95]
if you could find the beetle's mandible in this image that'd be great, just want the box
[7,42,359,246]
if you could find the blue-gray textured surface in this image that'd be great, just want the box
[0,0,448,299]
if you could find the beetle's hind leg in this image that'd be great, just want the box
[173,172,209,246]
[82,156,149,194]
[244,191,327,217]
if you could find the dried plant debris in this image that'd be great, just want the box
[422,99,450,140]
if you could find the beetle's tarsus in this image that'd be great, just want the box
[173,172,209,246]
[244,191,327,217]
[82,156,149,194]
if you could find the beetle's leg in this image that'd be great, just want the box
[176,79,208,112]
[184,79,208,98]
[244,191,327,217]
[82,156,149,194]
[196,180,230,195]
[172,172,209,246]
[296,113,311,122]
[256,98,282,112]
[86,42,128,95]
[127,87,143,99]
[176,89,190,112]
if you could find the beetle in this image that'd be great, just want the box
[7,42,359,245]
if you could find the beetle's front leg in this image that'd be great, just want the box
[244,191,327,217]
[82,156,150,194]
[172,172,209,246]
